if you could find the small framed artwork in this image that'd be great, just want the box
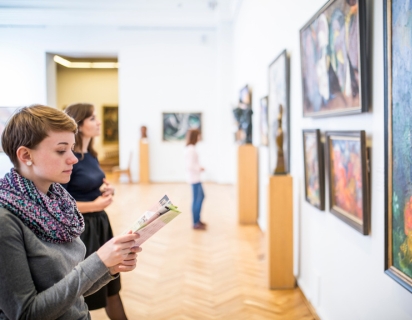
[384,0,412,293]
[260,96,269,146]
[268,50,290,174]
[303,129,325,210]
[0,107,20,152]
[300,0,368,117]
[325,131,369,234]
[163,112,202,142]
[102,106,119,144]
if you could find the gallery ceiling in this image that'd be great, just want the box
[0,0,240,28]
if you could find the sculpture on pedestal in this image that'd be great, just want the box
[233,85,253,144]
[274,104,286,174]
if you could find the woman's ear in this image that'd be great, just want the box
[16,146,33,166]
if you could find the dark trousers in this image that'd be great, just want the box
[191,182,205,225]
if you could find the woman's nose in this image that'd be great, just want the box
[68,153,79,164]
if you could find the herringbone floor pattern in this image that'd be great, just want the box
[89,182,316,320]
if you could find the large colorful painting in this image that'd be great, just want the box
[268,50,290,174]
[0,107,20,152]
[303,129,325,210]
[163,113,202,142]
[102,106,119,144]
[384,0,412,293]
[326,131,368,234]
[260,96,269,146]
[300,0,368,117]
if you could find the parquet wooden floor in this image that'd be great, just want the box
[89,182,317,320]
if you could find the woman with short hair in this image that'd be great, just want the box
[0,105,140,320]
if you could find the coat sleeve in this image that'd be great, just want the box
[0,214,110,320]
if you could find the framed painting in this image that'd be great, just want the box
[268,50,290,174]
[300,0,368,117]
[102,106,119,144]
[0,107,20,152]
[163,112,202,142]
[260,96,269,146]
[303,129,325,210]
[384,0,412,293]
[325,131,369,234]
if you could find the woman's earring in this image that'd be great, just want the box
[26,160,32,166]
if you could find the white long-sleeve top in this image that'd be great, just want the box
[184,144,202,184]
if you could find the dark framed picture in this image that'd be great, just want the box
[268,50,290,174]
[300,0,368,117]
[102,106,119,144]
[303,129,325,210]
[384,0,412,293]
[260,96,269,146]
[325,131,369,234]
[0,107,20,152]
[162,112,202,142]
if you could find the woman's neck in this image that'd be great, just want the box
[81,136,91,153]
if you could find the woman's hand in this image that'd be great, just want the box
[93,194,113,211]
[109,246,142,274]
[97,232,140,268]
[100,178,115,196]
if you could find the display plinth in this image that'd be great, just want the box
[139,139,150,183]
[237,144,258,224]
[267,174,295,289]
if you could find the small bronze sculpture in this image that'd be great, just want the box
[274,104,286,174]
[140,125,147,139]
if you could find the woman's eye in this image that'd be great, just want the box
[57,150,66,154]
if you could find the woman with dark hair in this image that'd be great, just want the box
[185,129,206,230]
[0,105,140,320]
[63,103,128,319]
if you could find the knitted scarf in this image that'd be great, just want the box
[0,168,84,243]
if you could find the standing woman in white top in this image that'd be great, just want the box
[185,129,206,230]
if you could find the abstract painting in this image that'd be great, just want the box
[268,50,290,174]
[163,113,202,142]
[0,107,20,152]
[326,131,368,234]
[260,96,269,146]
[303,129,325,210]
[384,0,412,293]
[102,106,119,144]
[300,0,367,117]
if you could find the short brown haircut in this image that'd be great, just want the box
[64,103,97,158]
[186,129,200,146]
[1,104,78,168]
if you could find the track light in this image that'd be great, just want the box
[53,55,119,69]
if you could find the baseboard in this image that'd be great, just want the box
[297,285,321,320]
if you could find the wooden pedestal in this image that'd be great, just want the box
[237,144,258,224]
[267,175,295,289]
[139,139,150,183]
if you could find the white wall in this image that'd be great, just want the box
[0,26,235,184]
[233,0,412,319]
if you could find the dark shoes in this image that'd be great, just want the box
[193,221,207,230]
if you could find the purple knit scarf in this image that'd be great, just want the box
[0,168,84,243]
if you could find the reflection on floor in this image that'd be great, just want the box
[89,182,317,320]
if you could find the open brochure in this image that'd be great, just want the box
[126,195,181,247]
